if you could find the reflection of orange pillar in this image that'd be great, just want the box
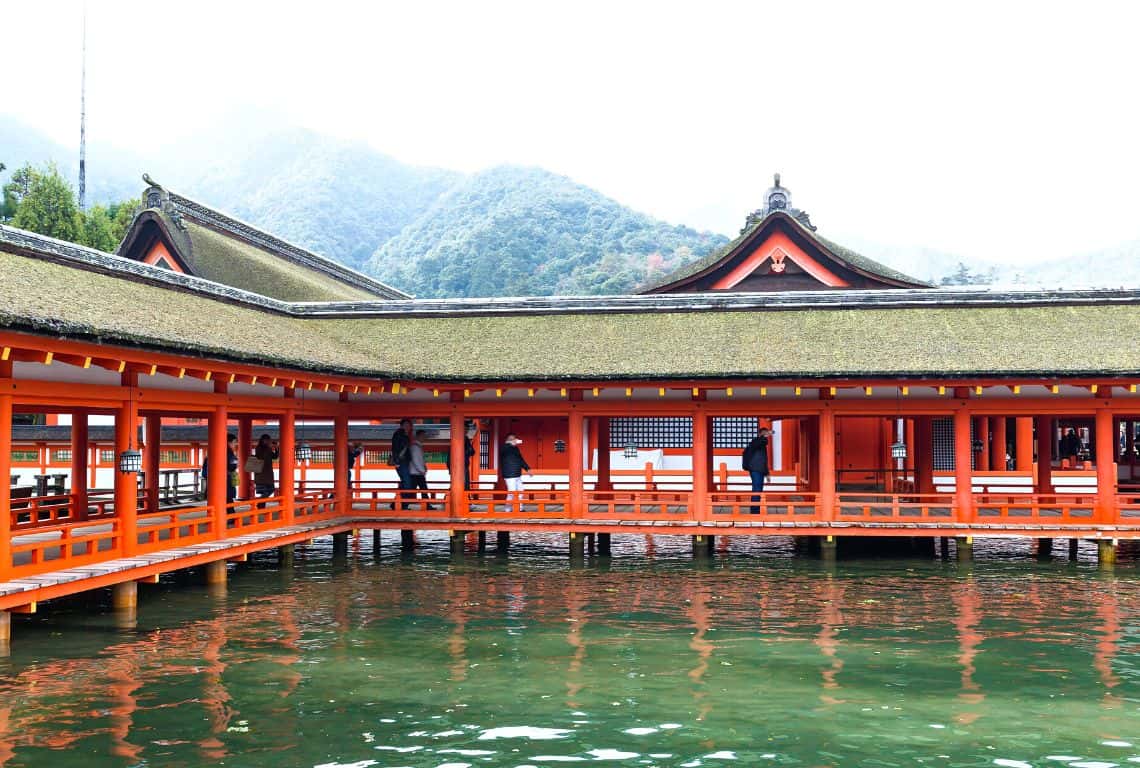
[974,417,989,472]
[818,408,836,520]
[116,373,140,556]
[596,418,612,491]
[1015,417,1034,471]
[1093,584,1121,697]
[914,416,933,494]
[1096,408,1116,523]
[951,578,985,721]
[71,410,89,520]
[1035,416,1053,494]
[991,417,1007,471]
[568,409,584,517]
[691,412,710,520]
[954,408,973,522]
[144,415,161,514]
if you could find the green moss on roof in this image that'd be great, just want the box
[3,247,1140,382]
[182,221,378,302]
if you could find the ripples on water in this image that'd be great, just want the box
[0,532,1138,768]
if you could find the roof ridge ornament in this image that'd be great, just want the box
[741,173,817,234]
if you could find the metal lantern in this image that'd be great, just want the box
[295,442,313,463]
[890,440,908,460]
[971,438,984,453]
[623,443,638,459]
[553,439,566,454]
[118,448,142,474]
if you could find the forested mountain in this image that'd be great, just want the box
[367,166,728,297]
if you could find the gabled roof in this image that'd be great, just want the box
[642,177,929,293]
[5,223,1140,383]
[116,178,411,302]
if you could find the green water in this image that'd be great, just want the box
[1,534,1138,768]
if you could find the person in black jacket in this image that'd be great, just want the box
[741,427,771,513]
[445,423,478,490]
[391,419,413,509]
[500,433,532,501]
[1059,427,1081,467]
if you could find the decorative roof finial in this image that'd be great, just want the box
[774,173,781,188]
[740,173,816,233]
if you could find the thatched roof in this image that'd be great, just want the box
[3,224,1140,383]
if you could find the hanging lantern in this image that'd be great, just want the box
[553,439,566,454]
[623,443,638,459]
[295,442,313,463]
[890,440,908,460]
[118,448,142,473]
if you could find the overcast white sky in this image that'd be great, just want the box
[4,0,1140,263]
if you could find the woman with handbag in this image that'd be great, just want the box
[252,433,279,503]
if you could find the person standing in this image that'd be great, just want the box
[348,441,364,485]
[202,433,240,505]
[446,423,478,491]
[742,427,771,514]
[408,430,432,507]
[391,418,413,509]
[501,433,532,502]
[253,433,279,503]
[1059,427,1081,468]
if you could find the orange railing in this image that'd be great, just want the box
[973,493,1097,525]
[9,518,123,579]
[136,504,215,553]
[708,491,820,521]
[464,489,570,519]
[294,491,340,522]
[836,492,957,522]
[225,497,287,535]
[583,489,692,520]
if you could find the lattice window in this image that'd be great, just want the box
[713,417,759,449]
[609,417,693,449]
[365,449,387,465]
[11,449,39,463]
[310,448,335,464]
[160,449,190,464]
[480,430,491,469]
[100,449,115,464]
[932,417,954,471]
[51,449,72,463]
[425,450,448,464]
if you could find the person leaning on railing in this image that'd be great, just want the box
[742,427,771,514]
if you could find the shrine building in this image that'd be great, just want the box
[1,173,1138,639]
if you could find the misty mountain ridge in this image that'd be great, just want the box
[4,112,1140,296]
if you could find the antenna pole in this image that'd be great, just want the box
[78,3,87,211]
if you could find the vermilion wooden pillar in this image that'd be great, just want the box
[691,411,710,520]
[144,415,161,514]
[568,408,585,517]
[71,410,89,520]
[914,416,934,494]
[334,412,349,515]
[954,408,973,522]
[208,402,229,538]
[1096,407,1115,523]
[449,407,466,515]
[1035,416,1053,494]
[975,417,990,472]
[991,417,1008,471]
[595,417,612,491]
[116,373,140,556]
[818,407,836,520]
[280,409,295,523]
[0,391,12,579]
[1015,417,1034,472]
[237,416,253,500]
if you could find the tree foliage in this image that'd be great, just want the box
[367,166,727,298]
[1,162,137,249]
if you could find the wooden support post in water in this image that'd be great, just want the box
[819,535,837,562]
[940,536,950,560]
[205,560,227,585]
[569,531,585,560]
[598,532,611,556]
[401,529,415,551]
[477,531,487,552]
[956,536,974,562]
[372,530,382,553]
[692,534,713,557]
[497,531,510,553]
[587,532,595,555]
[1069,538,1080,560]
[450,530,466,555]
[0,611,9,646]
[1098,539,1116,568]
[279,543,295,567]
[112,580,137,610]
[332,532,349,558]
[1037,538,1054,558]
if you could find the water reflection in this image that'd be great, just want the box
[0,534,1137,767]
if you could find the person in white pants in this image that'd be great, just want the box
[500,433,532,504]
